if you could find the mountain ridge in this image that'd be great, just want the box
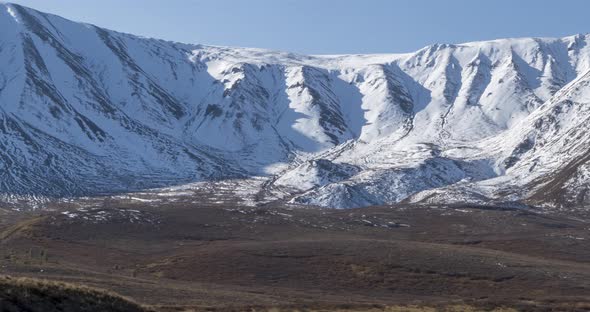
[1,3,590,210]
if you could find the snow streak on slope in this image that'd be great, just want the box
[1,3,590,210]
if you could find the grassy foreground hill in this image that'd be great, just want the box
[0,276,148,312]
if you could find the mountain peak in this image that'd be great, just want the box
[0,2,21,22]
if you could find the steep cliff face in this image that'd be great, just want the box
[1,3,590,209]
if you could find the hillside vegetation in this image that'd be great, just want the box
[0,276,148,312]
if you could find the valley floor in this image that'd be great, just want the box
[0,198,589,311]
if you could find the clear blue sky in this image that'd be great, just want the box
[7,0,590,54]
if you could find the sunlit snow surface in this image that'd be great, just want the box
[1,3,590,209]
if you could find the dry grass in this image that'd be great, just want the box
[159,305,520,312]
[0,217,42,241]
[2,204,590,311]
[0,275,150,312]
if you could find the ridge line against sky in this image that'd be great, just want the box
[6,0,590,54]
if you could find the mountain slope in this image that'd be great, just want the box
[1,3,590,210]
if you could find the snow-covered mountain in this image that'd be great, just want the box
[2,3,590,210]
